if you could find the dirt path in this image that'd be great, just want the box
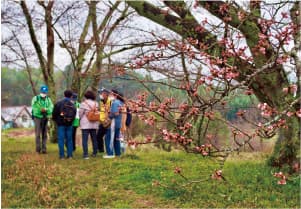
[6,129,35,138]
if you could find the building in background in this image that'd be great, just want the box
[1,106,33,130]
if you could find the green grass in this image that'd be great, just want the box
[1,128,300,208]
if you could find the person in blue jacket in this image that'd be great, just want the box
[103,89,124,158]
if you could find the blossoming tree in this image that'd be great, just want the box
[124,1,300,173]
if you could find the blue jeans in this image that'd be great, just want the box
[105,127,121,156]
[57,125,73,158]
[82,129,97,158]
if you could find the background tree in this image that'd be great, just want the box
[52,1,144,98]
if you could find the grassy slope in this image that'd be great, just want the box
[1,129,300,208]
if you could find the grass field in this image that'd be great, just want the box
[1,128,300,208]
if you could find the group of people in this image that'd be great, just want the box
[31,85,130,159]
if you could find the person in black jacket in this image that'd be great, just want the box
[52,90,76,159]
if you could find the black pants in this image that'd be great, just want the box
[96,124,108,152]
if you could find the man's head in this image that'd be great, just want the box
[40,85,48,98]
[64,90,73,98]
[98,88,110,100]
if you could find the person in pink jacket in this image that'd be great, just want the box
[79,90,99,159]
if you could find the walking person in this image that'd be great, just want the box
[103,89,124,158]
[52,90,76,159]
[31,85,53,154]
[71,93,80,151]
[79,90,99,159]
[96,88,112,154]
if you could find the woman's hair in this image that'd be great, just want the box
[84,90,96,100]
[117,92,125,103]
[111,89,124,103]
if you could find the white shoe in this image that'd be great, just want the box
[84,157,89,160]
[103,155,115,159]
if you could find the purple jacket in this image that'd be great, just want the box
[79,99,99,129]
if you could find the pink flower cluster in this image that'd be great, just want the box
[138,114,156,126]
[195,144,212,156]
[257,103,277,117]
[211,170,223,180]
[273,172,286,185]
[204,111,215,120]
[179,122,193,135]
[282,84,297,95]
[161,129,192,145]
[157,38,169,49]
[174,166,181,174]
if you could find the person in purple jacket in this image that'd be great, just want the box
[103,89,124,158]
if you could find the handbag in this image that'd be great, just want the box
[102,118,112,128]
[85,101,100,122]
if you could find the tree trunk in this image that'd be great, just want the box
[45,1,57,143]
[269,116,300,172]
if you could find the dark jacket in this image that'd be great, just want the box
[52,98,75,126]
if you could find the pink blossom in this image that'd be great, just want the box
[162,129,168,135]
[174,167,181,174]
[202,151,208,156]
[286,112,294,117]
[273,172,283,177]
[259,47,266,54]
[195,25,205,33]
[277,179,287,185]
[145,135,152,142]
[157,38,169,48]
[259,33,267,39]
[212,170,223,180]
[281,12,288,18]
[245,89,253,95]
[282,87,289,94]
[238,11,245,21]
[296,109,301,117]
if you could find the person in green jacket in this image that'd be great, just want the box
[31,85,53,154]
[71,93,80,151]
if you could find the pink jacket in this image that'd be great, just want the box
[79,99,99,129]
